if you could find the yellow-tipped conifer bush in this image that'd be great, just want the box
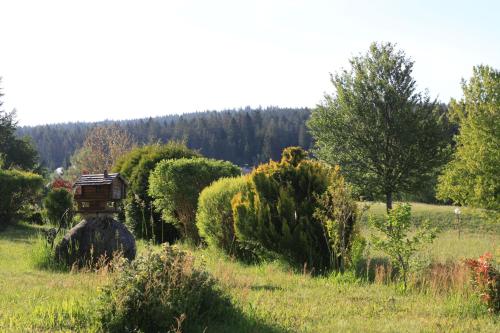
[230,147,358,271]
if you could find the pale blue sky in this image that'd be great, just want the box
[0,0,499,126]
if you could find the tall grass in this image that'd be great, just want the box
[28,234,68,271]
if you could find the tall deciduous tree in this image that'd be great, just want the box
[437,66,500,212]
[66,124,134,178]
[308,42,450,211]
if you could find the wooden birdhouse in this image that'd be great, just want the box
[73,170,127,215]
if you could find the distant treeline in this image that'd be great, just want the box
[17,107,313,170]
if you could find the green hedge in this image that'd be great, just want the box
[0,169,43,228]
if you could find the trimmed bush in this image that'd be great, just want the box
[232,147,358,271]
[98,244,229,333]
[113,142,200,243]
[197,177,260,261]
[149,158,241,244]
[0,169,43,228]
[44,188,73,228]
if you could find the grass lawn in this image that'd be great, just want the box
[0,202,498,332]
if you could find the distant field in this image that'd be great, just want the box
[360,202,499,262]
[361,201,496,231]
[0,202,498,332]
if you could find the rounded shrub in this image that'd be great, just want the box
[149,157,241,244]
[196,177,260,261]
[0,169,44,227]
[113,142,200,243]
[43,188,74,228]
[98,244,229,333]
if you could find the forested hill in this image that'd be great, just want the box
[17,107,313,170]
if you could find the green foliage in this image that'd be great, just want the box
[0,83,39,170]
[232,147,357,271]
[0,169,43,227]
[196,176,261,261]
[370,203,437,290]
[308,42,451,210]
[29,233,67,271]
[43,188,73,228]
[98,244,229,333]
[437,65,500,213]
[314,166,359,271]
[113,142,200,242]
[149,157,241,243]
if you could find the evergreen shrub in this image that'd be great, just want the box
[113,142,200,243]
[149,157,241,244]
[44,188,74,228]
[232,147,358,271]
[0,169,43,228]
[196,177,262,261]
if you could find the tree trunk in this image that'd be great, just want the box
[386,191,393,213]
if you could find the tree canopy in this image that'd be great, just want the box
[65,125,135,179]
[19,107,312,170]
[437,65,500,212]
[308,42,451,210]
[0,79,39,171]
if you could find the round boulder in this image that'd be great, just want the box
[56,216,136,267]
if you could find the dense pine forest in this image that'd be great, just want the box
[17,107,312,170]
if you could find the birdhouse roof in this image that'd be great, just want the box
[74,173,127,187]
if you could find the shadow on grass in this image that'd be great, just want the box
[0,222,46,244]
[190,303,288,333]
[250,284,284,292]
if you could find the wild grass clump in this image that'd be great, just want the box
[409,261,470,295]
[98,244,231,333]
[29,234,68,271]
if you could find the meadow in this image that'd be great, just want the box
[0,202,498,333]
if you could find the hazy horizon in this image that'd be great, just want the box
[1,0,499,126]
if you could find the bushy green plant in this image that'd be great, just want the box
[98,244,229,333]
[314,166,359,271]
[370,203,437,290]
[196,177,261,261]
[113,142,200,242]
[232,147,357,271]
[0,169,43,228]
[43,188,73,228]
[149,157,241,244]
[29,234,67,271]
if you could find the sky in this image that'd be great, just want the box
[0,0,499,126]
